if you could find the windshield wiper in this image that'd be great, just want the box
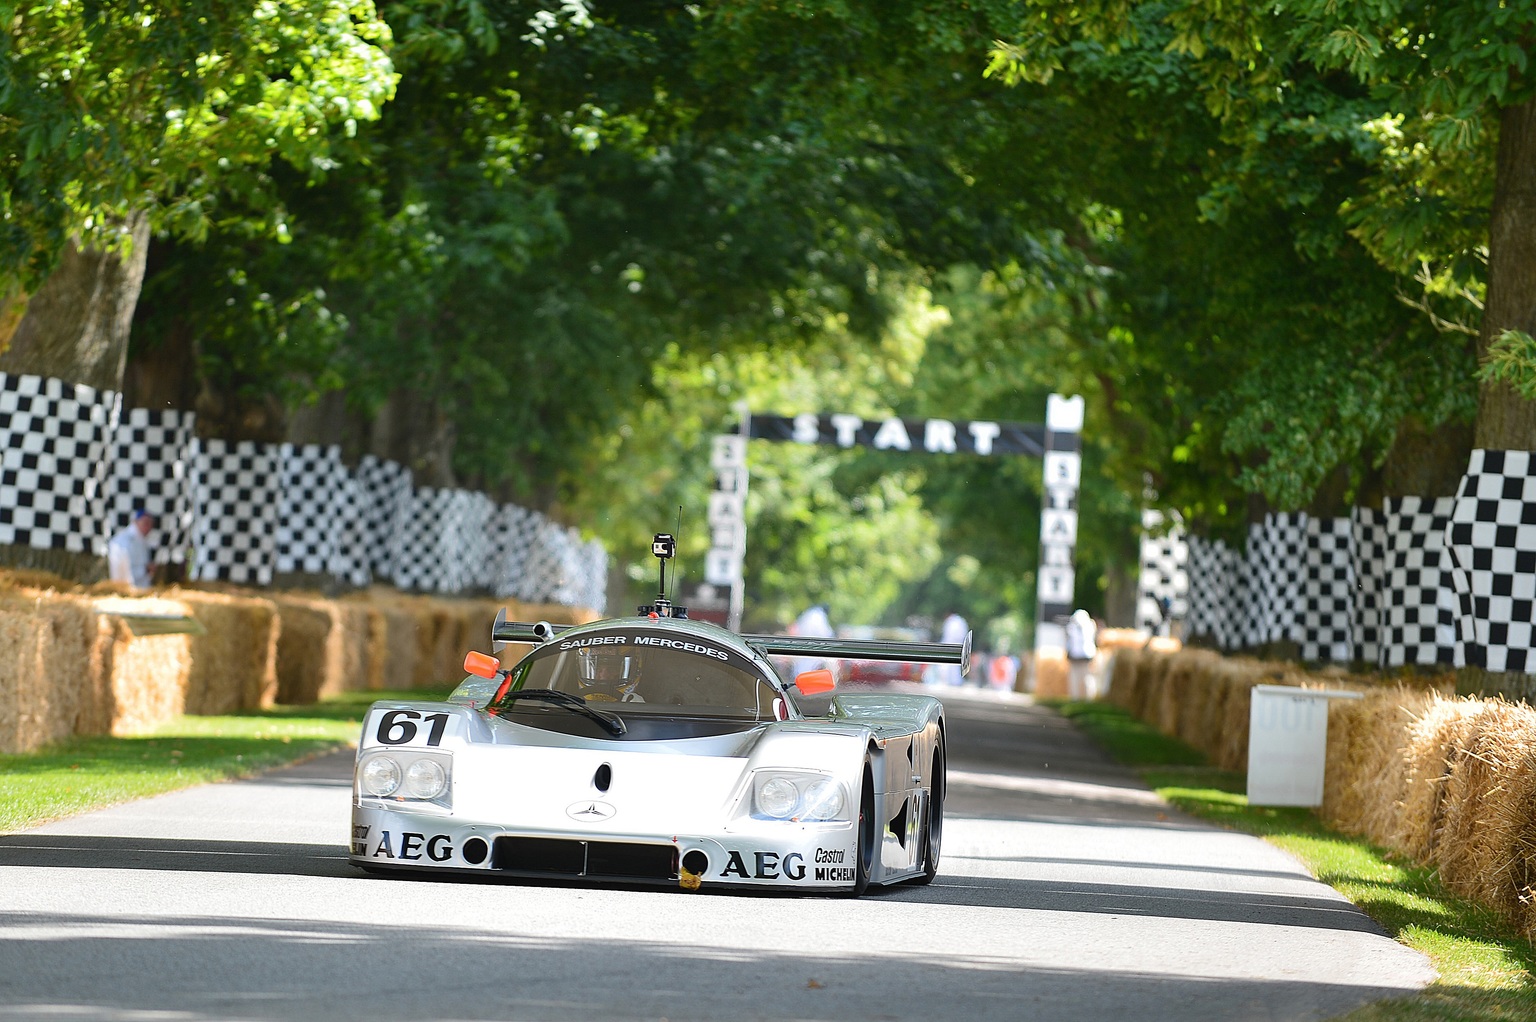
[494,688,626,736]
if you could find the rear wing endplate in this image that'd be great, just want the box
[490,607,571,651]
[742,631,972,676]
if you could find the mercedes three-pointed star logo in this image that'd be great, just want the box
[566,800,617,822]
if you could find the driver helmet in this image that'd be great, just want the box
[577,648,638,701]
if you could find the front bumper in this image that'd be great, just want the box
[348,803,862,892]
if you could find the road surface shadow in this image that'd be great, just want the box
[0,909,1426,1022]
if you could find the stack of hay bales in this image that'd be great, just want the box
[1,568,600,753]
[176,588,279,714]
[1107,647,1304,770]
[1108,645,1536,941]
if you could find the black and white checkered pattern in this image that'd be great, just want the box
[1185,534,1235,647]
[1350,507,1387,665]
[393,487,496,593]
[1377,496,1461,668]
[328,472,371,588]
[3,373,609,607]
[355,455,414,582]
[1446,450,1536,673]
[275,444,348,576]
[1299,516,1355,662]
[1136,509,1188,632]
[189,438,280,585]
[101,407,196,564]
[491,504,540,601]
[0,371,120,553]
[1243,514,1306,647]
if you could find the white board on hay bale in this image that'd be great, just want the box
[1247,684,1363,806]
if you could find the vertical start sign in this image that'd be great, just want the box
[1035,395,1085,657]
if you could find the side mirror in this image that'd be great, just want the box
[793,668,835,696]
[464,650,501,679]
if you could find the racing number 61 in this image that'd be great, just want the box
[376,709,449,746]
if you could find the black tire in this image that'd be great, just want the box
[851,762,876,896]
[916,738,945,884]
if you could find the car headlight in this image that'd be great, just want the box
[749,771,849,822]
[404,758,447,800]
[756,777,800,819]
[801,778,845,821]
[358,751,451,807]
[361,755,401,797]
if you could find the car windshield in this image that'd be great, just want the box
[501,632,780,721]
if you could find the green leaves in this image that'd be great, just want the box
[1479,330,1536,401]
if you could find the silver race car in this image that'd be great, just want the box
[349,536,968,895]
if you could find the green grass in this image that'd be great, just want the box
[0,690,449,833]
[1051,699,1536,1022]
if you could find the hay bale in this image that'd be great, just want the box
[1436,700,1536,915]
[272,594,340,705]
[90,595,195,735]
[1106,646,1144,710]
[1320,687,1424,847]
[1032,651,1070,699]
[1393,694,1484,861]
[176,588,279,713]
[0,591,107,752]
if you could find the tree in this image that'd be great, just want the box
[0,0,395,388]
[990,0,1536,461]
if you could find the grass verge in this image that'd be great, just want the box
[1050,699,1536,1022]
[0,690,448,833]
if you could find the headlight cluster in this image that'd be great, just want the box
[751,772,848,822]
[358,751,452,806]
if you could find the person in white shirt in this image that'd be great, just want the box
[1065,608,1099,698]
[932,610,969,686]
[107,510,155,589]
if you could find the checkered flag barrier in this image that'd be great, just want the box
[1377,497,1461,669]
[1351,507,1387,666]
[1184,534,1235,648]
[102,407,195,564]
[275,444,347,576]
[189,438,280,585]
[1299,516,1355,663]
[0,371,120,554]
[1136,509,1189,633]
[355,455,414,581]
[1447,450,1536,673]
[329,471,371,588]
[1,372,610,607]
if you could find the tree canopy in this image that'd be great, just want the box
[3,1,1532,629]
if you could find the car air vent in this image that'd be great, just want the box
[593,763,612,792]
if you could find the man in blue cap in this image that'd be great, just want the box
[107,509,155,589]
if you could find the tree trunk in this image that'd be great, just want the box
[1363,415,1477,504]
[369,388,457,488]
[0,212,152,391]
[1476,98,1536,449]
[0,213,152,582]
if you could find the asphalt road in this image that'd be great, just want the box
[0,687,1433,1021]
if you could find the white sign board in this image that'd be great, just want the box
[1246,685,1362,806]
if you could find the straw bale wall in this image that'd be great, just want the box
[0,569,599,752]
[1108,647,1536,940]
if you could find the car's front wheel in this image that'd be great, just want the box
[850,761,876,896]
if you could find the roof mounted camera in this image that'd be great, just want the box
[640,532,688,619]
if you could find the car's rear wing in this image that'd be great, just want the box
[490,608,570,650]
[741,632,971,676]
[489,608,971,675]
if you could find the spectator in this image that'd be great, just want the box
[1065,608,1098,698]
[931,609,969,686]
[107,509,155,589]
